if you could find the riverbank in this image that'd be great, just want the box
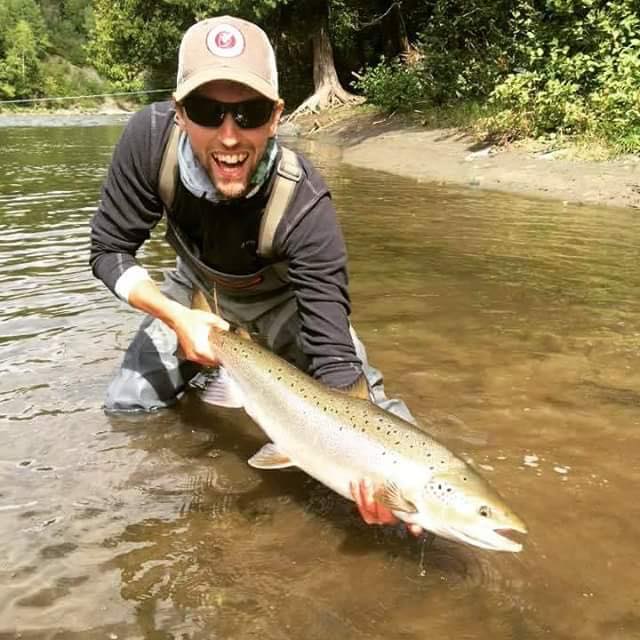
[2,104,638,209]
[292,107,640,210]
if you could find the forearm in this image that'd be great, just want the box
[279,195,363,387]
[128,278,191,332]
[128,278,228,366]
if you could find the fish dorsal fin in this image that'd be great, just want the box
[197,367,245,408]
[248,443,295,469]
[374,481,418,514]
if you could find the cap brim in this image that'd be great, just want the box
[174,67,279,101]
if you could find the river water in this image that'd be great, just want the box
[0,119,639,639]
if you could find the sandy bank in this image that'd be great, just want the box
[296,109,640,210]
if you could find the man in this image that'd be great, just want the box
[90,15,420,534]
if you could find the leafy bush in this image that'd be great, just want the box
[357,0,640,152]
[353,57,425,112]
[486,0,640,150]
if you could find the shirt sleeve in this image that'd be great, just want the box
[276,163,363,388]
[89,103,172,296]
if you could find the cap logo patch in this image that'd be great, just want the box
[206,24,245,58]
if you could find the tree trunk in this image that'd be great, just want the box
[387,3,409,57]
[290,1,362,118]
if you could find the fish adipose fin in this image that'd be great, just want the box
[197,367,245,408]
[249,443,296,469]
[374,481,418,513]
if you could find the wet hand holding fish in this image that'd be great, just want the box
[201,328,527,552]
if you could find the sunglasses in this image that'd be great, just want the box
[181,95,275,129]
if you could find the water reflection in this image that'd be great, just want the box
[0,123,638,639]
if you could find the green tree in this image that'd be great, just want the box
[89,0,365,111]
[39,0,94,65]
[0,0,47,54]
[0,18,41,98]
[89,0,268,89]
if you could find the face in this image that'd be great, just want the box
[175,80,284,199]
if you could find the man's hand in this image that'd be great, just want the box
[349,479,423,536]
[172,306,229,366]
[127,279,229,366]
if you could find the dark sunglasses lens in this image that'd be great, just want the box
[182,96,274,129]
[234,100,274,128]
[183,96,225,127]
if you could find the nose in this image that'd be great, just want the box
[218,112,240,147]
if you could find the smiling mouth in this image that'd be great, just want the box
[213,152,249,171]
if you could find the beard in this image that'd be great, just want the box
[200,150,259,201]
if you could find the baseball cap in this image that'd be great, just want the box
[174,16,279,102]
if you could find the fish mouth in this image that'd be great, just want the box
[448,526,526,553]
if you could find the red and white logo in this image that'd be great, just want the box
[207,24,245,58]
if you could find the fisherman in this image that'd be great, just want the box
[90,15,420,533]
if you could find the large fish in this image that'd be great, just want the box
[199,327,527,552]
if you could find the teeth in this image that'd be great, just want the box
[214,153,248,166]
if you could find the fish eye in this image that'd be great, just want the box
[479,505,491,518]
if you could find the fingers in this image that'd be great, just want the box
[350,479,376,524]
[205,313,230,332]
[174,308,228,366]
[350,479,399,526]
[191,309,230,332]
[350,479,423,538]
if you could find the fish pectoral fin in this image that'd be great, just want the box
[374,481,418,514]
[248,443,296,470]
[197,367,245,408]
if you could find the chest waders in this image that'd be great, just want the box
[158,125,308,367]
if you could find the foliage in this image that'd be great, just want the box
[0,0,637,151]
[88,0,291,92]
[355,0,640,151]
[485,0,640,150]
[0,0,98,102]
[0,1,47,99]
[40,0,95,65]
[354,56,424,112]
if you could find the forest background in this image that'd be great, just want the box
[0,0,639,153]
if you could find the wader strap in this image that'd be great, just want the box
[158,123,181,212]
[159,128,300,263]
[257,147,302,259]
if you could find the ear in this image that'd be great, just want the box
[173,99,187,132]
[269,99,285,137]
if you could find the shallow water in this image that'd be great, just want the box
[1,121,639,639]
